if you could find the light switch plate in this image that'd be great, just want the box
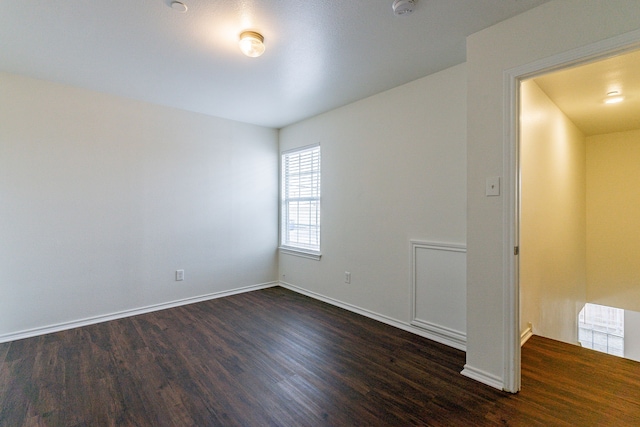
[485,177,501,196]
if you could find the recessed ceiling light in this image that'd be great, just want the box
[239,31,265,58]
[170,1,187,13]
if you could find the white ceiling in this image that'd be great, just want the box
[533,48,640,136]
[0,0,549,128]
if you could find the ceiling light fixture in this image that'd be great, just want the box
[604,90,625,104]
[239,31,265,58]
[392,0,416,16]
[605,96,625,104]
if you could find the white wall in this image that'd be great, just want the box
[0,72,279,340]
[520,80,587,344]
[586,129,640,312]
[279,63,467,343]
[624,309,640,362]
[466,0,640,390]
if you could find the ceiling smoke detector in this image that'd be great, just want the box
[392,0,416,16]
[170,1,188,13]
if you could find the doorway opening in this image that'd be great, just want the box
[505,31,640,392]
[518,48,640,363]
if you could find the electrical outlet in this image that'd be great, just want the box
[176,269,184,281]
[345,271,351,284]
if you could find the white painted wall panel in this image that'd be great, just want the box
[411,242,466,349]
[0,73,278,339]
[520,80,587,345]
[586,129,640,312]
[279,63,467,332]
[624,310,640,362]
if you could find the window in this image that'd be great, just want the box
[281,144,321,258]
[578,303,624,357]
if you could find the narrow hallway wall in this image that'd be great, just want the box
[520,79,587,344]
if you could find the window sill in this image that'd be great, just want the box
[279,246,322,260]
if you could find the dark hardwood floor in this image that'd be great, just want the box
[1,287,639,426]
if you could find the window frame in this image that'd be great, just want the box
[279,144,321,260]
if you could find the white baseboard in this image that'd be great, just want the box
[461,364,504,391]
[521,323,533,346]
[0,281,278,344]
[3,280,468,355]
[410,319,466,351]
[279,281,466,351]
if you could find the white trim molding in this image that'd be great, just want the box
[520,323,533,346]
[410,240,467,351]
[410,319,466,351]
[279,246,322,260]
[0,281,278,344]
[461,364,504,391]
[280,280,466,352]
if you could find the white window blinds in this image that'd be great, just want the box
[281,145,321,253]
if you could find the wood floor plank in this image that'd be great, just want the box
[1,286,640,426]
[0,343,9,367]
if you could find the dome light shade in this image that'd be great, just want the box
[604,90,625,104]
[239,31,265,58]
[604,96,625,104]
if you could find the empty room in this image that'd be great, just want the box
[2,1,640,425]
